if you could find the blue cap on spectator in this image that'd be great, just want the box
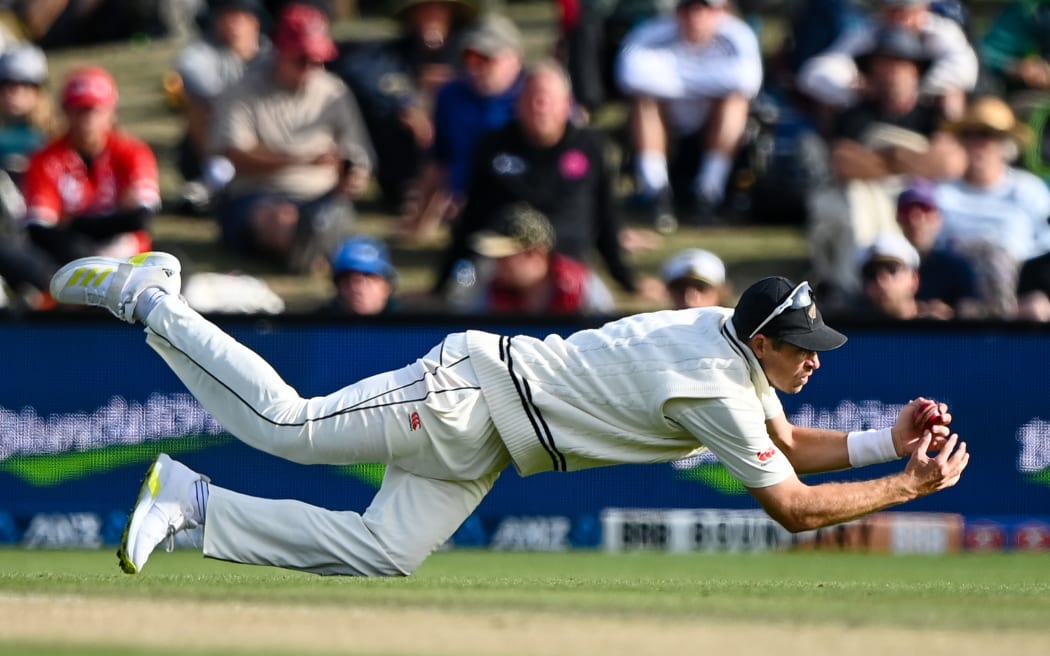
[897,179,937,211]
[331,236,396,280]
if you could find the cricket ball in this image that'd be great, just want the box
[915,400,945,432]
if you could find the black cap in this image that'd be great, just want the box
[855,26,931,73]
[731,277,847,352]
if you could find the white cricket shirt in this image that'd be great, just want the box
[466,308,793,488]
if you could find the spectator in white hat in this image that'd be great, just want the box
[661,248,729,309]
[855,232,927,319]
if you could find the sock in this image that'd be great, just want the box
[132,287,170,324]
[694,151,731,203]
[190,478,209,524]
[635,151,669,198]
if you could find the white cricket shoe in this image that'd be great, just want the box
[117,453,209,574]
[49,251,181,323]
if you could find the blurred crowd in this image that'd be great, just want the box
[3,0,1050,322]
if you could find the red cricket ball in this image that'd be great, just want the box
[916,400,945,433]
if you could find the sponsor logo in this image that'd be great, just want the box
[757,447,777,463]
[964,522,1006,551]
[558,149,589,179]
[1017,418,1050,487]
[492,153,526,176]
[409,411,421,431]
[22,512,102,549]
[1014,522,1050,550]
[490,516,571,551]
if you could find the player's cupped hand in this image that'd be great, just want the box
[902,432,969,496]
[892,397,952,457]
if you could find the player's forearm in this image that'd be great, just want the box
[773,475,917,532]
[774,425,851,475]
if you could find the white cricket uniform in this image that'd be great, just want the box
[615,15,763,136]
[143,298,792,576]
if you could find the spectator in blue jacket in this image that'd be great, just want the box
[338,0,479,212]
[397,13,524,241]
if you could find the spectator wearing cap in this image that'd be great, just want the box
[172,0,270,215]
[0,44,54,178]
[337,0,480,211]
[895,179,980,319]
[854,232,926,319]
[0,65,160,308]
[615,0,763,229]
[432,60,659,303]
[661,248,729,309]
[210,2,374,274]
[934,96,1050,318]
[398,13,525,241]
[328,235,398,315]
[806,26,965,307]
[465,202,615,315]
[797,0,976,120]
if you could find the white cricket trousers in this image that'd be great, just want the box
[142,296,511,576]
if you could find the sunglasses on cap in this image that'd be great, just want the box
[748,281,813,340]
[862,260,907,280]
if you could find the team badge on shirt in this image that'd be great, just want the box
[492,153,526,176]
[559,149,589,179]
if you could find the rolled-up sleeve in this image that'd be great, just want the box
[665,396,793,489]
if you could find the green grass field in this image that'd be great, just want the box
[2,549,1049,655]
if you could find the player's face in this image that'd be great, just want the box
[754,338,820,394]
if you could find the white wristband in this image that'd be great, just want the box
[846,427,899,467]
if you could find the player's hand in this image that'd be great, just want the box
[901,432,969,497]
[892,397,952,457]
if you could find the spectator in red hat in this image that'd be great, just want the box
[2,64,160,307]
[210,2,375,274]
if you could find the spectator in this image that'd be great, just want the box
[797,0,977,121]
[557,0,673,113]
[895,179,980,318]
[935,96,1050,317]
[661,247,729,309]
[466,202,615,315]
[980,0,1050,95]
[0,44,53,179]
[0,65,160,308]
[854,232,925,319]
[327,235,398,315]
[210,3,374,274]
[337,0,479,211]
[18,0,169,49]
[806,26,965,305]
[615,0,762,229]
[397,13,524,240]
[432,60,658,302]
[173,0,269,214]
